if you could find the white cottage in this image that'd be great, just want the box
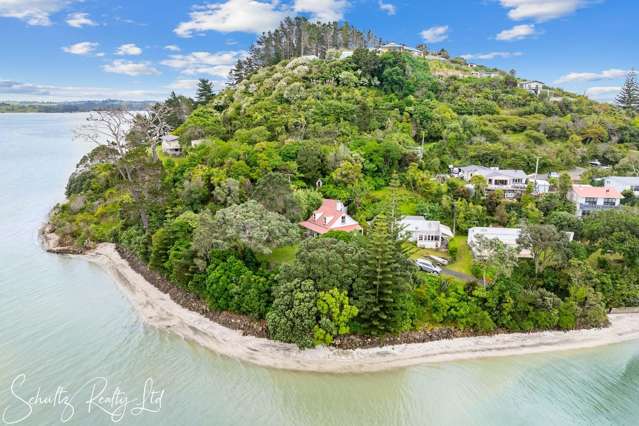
[603,176,639,197]
[398,216,454,249]
[567,184,622,217]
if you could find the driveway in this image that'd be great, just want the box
[441,268,476,283]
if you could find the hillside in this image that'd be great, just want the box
[49,47,639,349]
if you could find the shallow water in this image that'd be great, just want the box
[1,113,638,426]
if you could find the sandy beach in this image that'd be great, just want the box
[61,242,639,373]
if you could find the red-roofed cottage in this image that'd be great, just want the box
[568,184,622,217]
[299,199,362,235]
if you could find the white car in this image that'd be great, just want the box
[428,255,449,266]
[415,258,442,275]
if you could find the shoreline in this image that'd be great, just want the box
[64,242,639,373]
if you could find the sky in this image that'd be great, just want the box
[0,0,636,103]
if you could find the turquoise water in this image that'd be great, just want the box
[1,113,639,426]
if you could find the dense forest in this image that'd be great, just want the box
[49,23,639,348]
[0,100,153,113]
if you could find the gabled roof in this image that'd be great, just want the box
[299,199,361,234]
[571,184,622,199]
[161,135,179,142]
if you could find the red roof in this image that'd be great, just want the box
[299,199,362,234]
[572,184,622,199]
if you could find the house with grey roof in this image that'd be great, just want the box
[603,176,639,197]
[452,165,528,199]
[398,216,454,249]
[161,135,181,156]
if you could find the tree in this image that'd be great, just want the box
[266,279,318,348]
[279,237,366,293]
[616,70,639,113]
[296,142,325,183]
[314,288,359,345]
[472,236,519,286]
[253,172,301,220]
[196,79,214,105]
[517,224,570,275]
[193,200,299,258]
[353,213,410,335]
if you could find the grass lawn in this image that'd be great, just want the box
[408,236,473,277]
[446,236,473,276]
[258,244,299,266]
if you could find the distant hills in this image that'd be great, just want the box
[0,99,154,113]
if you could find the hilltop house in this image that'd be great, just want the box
[468,226,574,258]
[398,216,454,249]
[603,176,639,197]
[519,80,545,96]
[378,42,425,57]
[567,184,622,217]
[453,165,528,199]
[299,199,361,236]
[161,135,181,156]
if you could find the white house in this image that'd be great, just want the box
[453,165,528,198]
[378,42,425,57]
[161,135,181,156]
[468,227,530,258]
[299,199,362,236]
[603,176,639,197]
[567,184,623,217]
[519,80,544,96]
[398,216,454,249]
[339,50,354,60]
[527,174,551,195]
[468,227,574,258]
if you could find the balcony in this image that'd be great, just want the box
[579,203,619,212]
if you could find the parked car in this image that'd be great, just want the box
[428,255,449,266]
[415,258,442,275]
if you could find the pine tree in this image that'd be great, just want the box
[195,79,214,105]
[354,213,409,335]
[616,70,639,113]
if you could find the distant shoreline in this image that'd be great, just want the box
[43,236,639,373]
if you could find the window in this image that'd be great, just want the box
[341,215,346,224]
[585,197,597,206]
[632,186,639,192]
[494,179,508,186]
[418,235,424,241]
[604,198,617,207]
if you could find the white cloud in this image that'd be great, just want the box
[165,44,181,52]
[161,51,245,78]
[584,86,620,102]
[103,60,160,76]
[499,0,592,22]
[461,51,523,60]
[420,25,449,43]
[0,0,77,26]
[293,0,349,21]
[167,79,200,90]
[555,68,628,84]
[496,24,536,41]
[62,41,98,55]
[0,79,164,101]
[66,12,96,27]
[174,0,289,37]
[115,43,143,56]
[378,0,395,15]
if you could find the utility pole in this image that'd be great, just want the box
[533,156,540,194]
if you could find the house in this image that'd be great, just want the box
[398,216,454,249]
[299,199,362,235]
[527,174,552,194]
[603,176,639,196]
[468,227,530,258]
[161,135,181,156]
[468,227,574,258]
[378,42,424,57]
[519,80,544,96]
[339,50,354,60]
[452,165,528,199]
[567,184,622,217]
